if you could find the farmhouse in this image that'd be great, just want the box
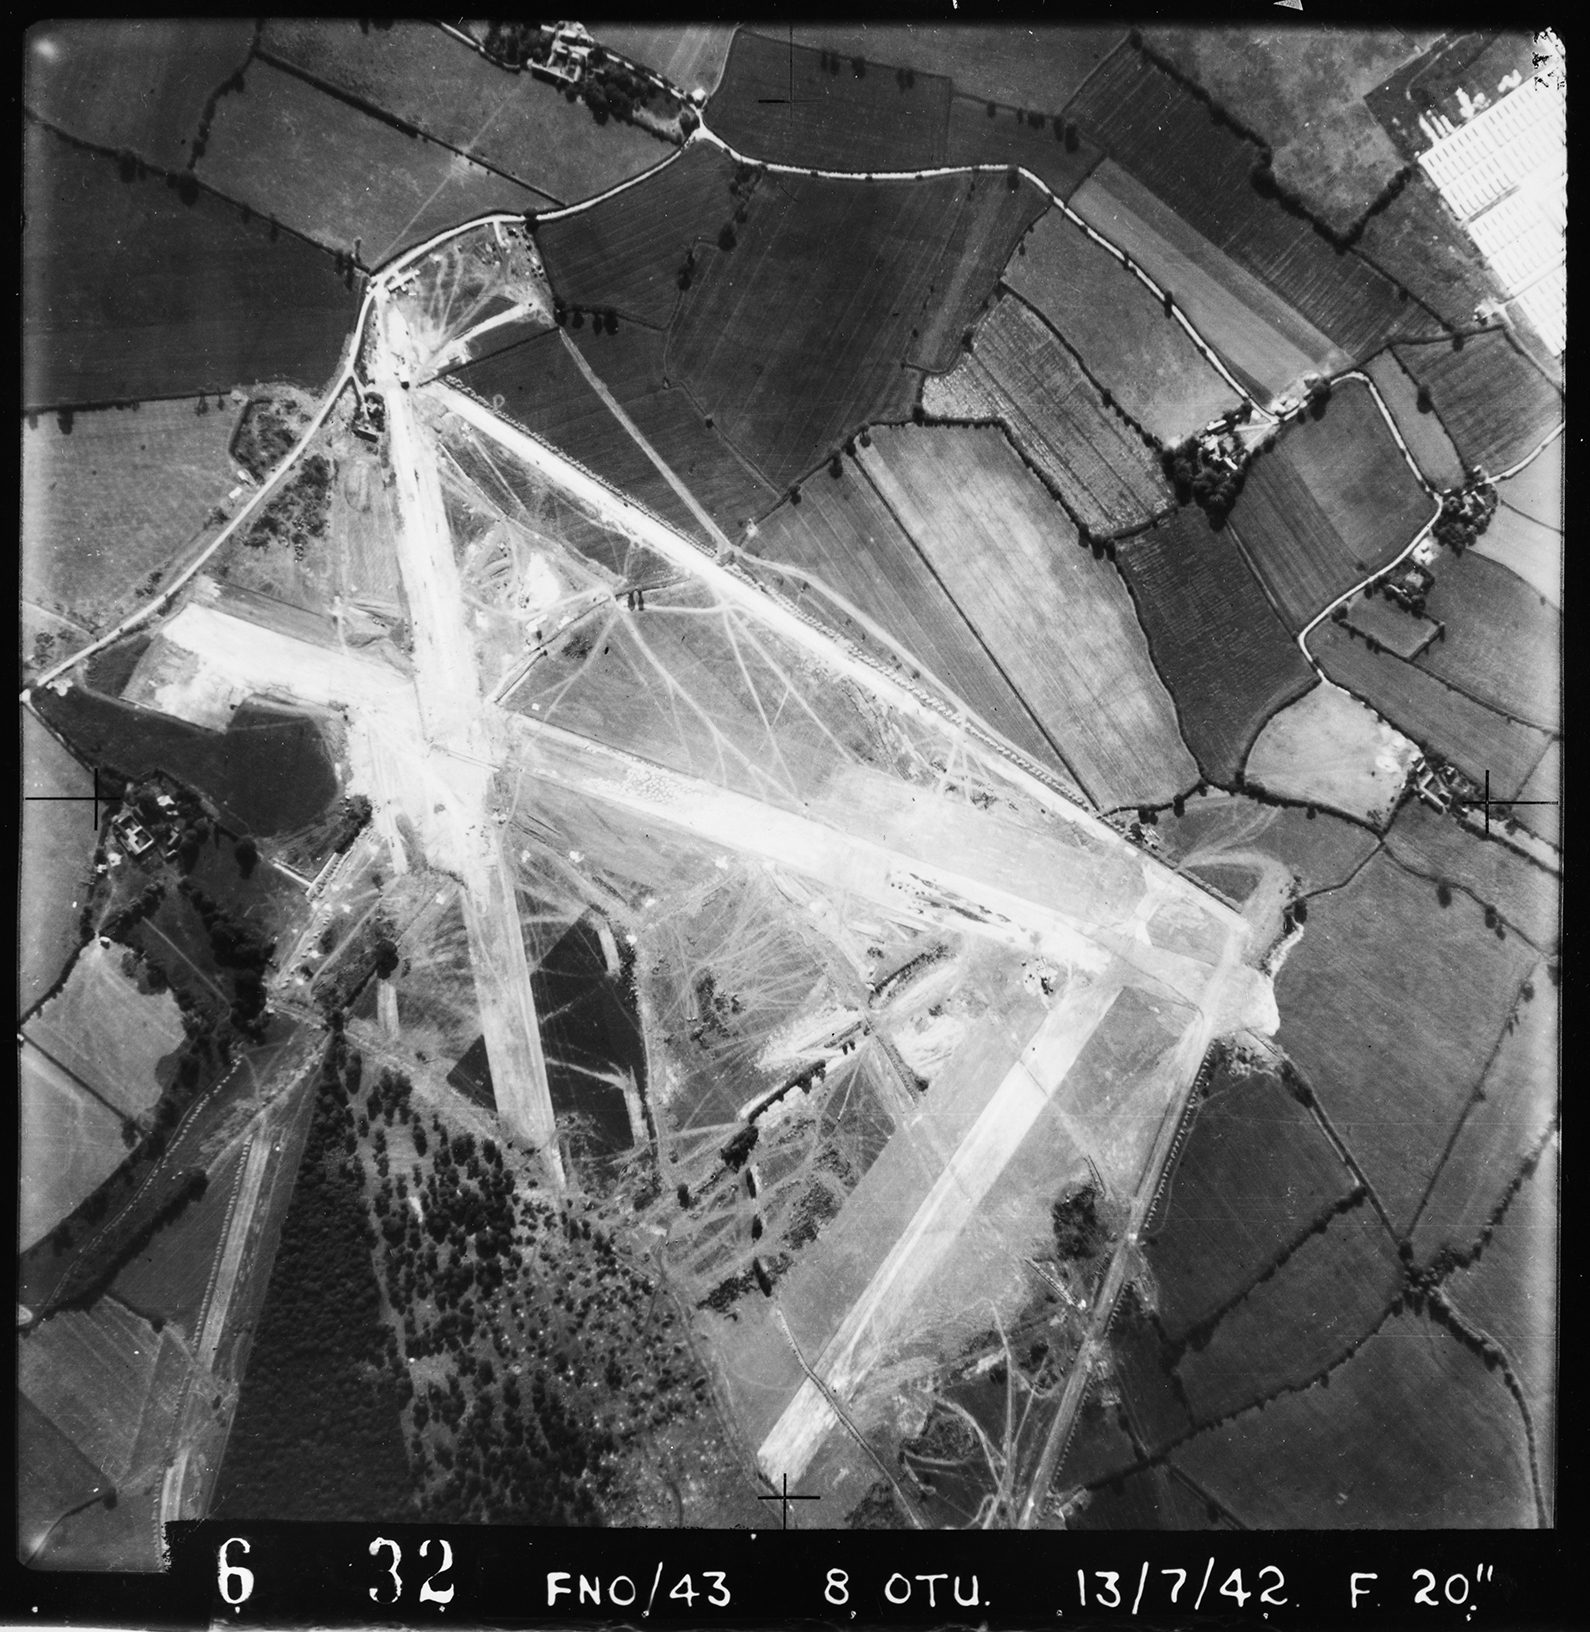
[110,812,153,856]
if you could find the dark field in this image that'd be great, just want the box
[1363,349,1466,490]
[1229,380,1431,628]
[1343,584,1438,660]
[1446,1137,1557,1517]
[1004,208,1239,447]
[531,916,647,1163]
[23,122,356,409]
[1056,1385,1139,1490]
[1384,799,1559,954]
[535,142,740,328]
[454,323,776,544]
[1173,1309,1536,1527]
[1109,1287,1193,1456]
[743,474,1075,780]
[1142,1053,1355,1341]
[1416,552,1560,731]
[1117,507,1316,783]
[789,24,1127,114]
[709,29,952,169]
[930,292,1173,535]
[1175,1197,1402,1426]
[1411,959,1557,1272]
[259,20,662,206]
[1275,849,1538,1235]
[31,687,339,838]
[943,94,1102,202]
[672,170,1042,488]
[1072,1463,1216,1531]
[1308,619,1552,800]
[25,19,255,171]
[195,59,543,266]
[1066,48,1439,361]
[1393,332,1564,477]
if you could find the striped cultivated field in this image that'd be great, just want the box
[923,292,1172,535]
[1066,46,1442,360]
[859,423,1197,807]
[454,323,776,545]
[536,142,740,328]
[745,470,1082,787]
[1393,332,1564,478]
[709,29,952,169]
[1116,506,1315,783]
[1415,552,1560,732]
[671,170,1042,489]
[1308,619,1552,801]
[1005,208,1239,446]
[1230,379,1432,629]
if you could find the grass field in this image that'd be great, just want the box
[1066,48,1436,360]
[924,292,1173,535]
[1230,380,1432,628]
[860,423,1197,807]
[23,123,356,409]
[590,24,737,96]
[111,1145,245,1335]
[1116,507,1315,784]
[24,942,183,1120]
[1308,619,1551,801]
[32,685,340,838]
[1143,1054,1355,1342]
[1159,792,1381,895]
[259,21,661,207]
[1513,741,1559,848]
[1068,160,1343,401]
[1384,800,1559,954]
[1275,849,1537,1235]
[20,1042,130,1253]
[1110,1287,1194,1456]
[1475,445,1562,609]
[1005,209,1239,446]
[23,397,244,632]
[25,19,256,170]
[1173,1308,1535,1526]
[18,1298,169,1483]
[20,712,97,1013]
[1415,553,1560,731]
[1393,332,1563,477]
[943,93,1103,202]
[1446,1136,1556,1515]
[671,171,1039,489]
[709,29,951,169]
[1073,1463,1214,1530]
[1244,681,1415,827]
[1140,28,1425,231]
[1363,350,1466,490]
[195,58,542,266]
[535,143,739,329]
[743,476,1077,781]
[454,323,776,544]
[789,24,1127,113]
[1411,960,1557,1270]
[1342,584,1438,660]
[1176,1198,1402,1426]
[1356,173,1504,336]
[17,1394,110,1564]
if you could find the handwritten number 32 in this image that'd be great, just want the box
[370,1537,456,1604]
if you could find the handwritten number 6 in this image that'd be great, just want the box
[370,1537,402,1603]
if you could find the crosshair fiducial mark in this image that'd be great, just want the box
[757,1470,821,1528]
[1454,768,1560,839]
[23,764,107,831]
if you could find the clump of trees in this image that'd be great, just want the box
[1432,481,1498,556]
[1162,439,1246,527]
[241,453,333,561]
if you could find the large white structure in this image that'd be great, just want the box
[1418,57,1566,356]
